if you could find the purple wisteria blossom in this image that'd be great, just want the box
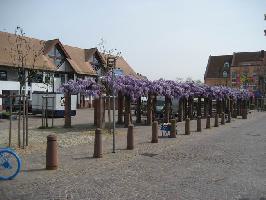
[60,78,102,97]
[60,74,252,101]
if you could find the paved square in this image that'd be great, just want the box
[0,110,266,200]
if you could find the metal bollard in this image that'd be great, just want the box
[46,135,58,170]
[214,114,219,127]
[151,121,158,143]
[197,116,201,132]
[206,115,211,129]
[221,112,225,125]
[93,128,102,158]
[127,124,134,150]
[185,118,190,135]
[170,119,177,138]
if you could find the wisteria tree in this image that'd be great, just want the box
[61,73,253,126]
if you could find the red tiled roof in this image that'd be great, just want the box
[204,55,233,79]
[231,51,265,67]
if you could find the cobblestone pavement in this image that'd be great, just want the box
[0,111,266,200]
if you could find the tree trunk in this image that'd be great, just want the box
[96,96,105,129]
[136,97,141,123]
[108,96,111,133]
[209,98,213,117]
[117,91,124,124]
[178,98,183,122]
[183,98,188,120]
[188,97,193,119]
[197,97,201,117]
[22,93,26,148]
[64,92,71,128]
[222,99,226,114]
[203,98,208,118]
[124,95,131,127]
[18,85,22,148]
[216,100,220,115]
[164,96,170,123]
[94,98,97,125]
[152,95,157,122]
[147,93,152,125]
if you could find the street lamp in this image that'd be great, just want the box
[107,56,116,153]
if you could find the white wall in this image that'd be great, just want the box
[31,83,52,92]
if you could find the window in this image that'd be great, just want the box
[68,73,74,80]
[0,70,7,80]
[31,72,43,83]
[231,71,237,83]
[54,73,60,78]
[224,62,230,68]
[48,46,64,68]
[60,74,66,84]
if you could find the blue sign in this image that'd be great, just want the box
[113,69,123,76]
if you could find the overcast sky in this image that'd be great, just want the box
[0,0,265,81]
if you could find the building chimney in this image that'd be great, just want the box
[260,50,264,59]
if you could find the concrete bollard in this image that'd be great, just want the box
[214,114,219,127]
[46,135,58,170]
[127,124,134,150]
[93,128,102,158]
[206,115,211,129]
[197,116,201,132]
[170,119,177,138]
[221,112,225,125]
[185,118,190,135]
[151,121,158,143]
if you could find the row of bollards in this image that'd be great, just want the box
[45,110,248,170]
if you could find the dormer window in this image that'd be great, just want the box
[91,54,101,71]
[48,46,64,68]
[224,62,230,68]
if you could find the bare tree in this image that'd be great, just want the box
[97,38,121,131]
[5,26,45,148]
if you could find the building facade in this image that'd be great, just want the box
[0,31,139,110]
[204,50,266,96]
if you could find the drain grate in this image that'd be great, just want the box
[141,153,158,157]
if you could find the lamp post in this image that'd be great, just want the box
[107,56,116,153]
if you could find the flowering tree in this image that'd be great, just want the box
[61,74,253,125]
[60,78,102,97]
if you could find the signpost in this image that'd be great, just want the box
[107,57,117,153]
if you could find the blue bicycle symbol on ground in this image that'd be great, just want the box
[0,148,21,180]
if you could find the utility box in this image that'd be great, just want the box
[32,92,77,117]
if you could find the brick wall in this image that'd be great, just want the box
[204,78,230,86]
